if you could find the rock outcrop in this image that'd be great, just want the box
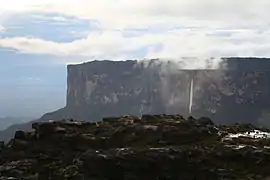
[1,115,270,179]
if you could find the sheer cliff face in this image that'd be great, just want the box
[2,58,270,142]
[192,70,270,124]
[60,58,270,125]
[65,60,192,121]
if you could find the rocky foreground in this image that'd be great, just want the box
[1,115,270,179]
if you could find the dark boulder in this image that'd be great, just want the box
[197,117,214,126]
[1,115,270,179]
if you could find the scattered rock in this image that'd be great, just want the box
[0,115,270,179]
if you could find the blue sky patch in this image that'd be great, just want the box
[0,12,101,42]
[0,48,66,117]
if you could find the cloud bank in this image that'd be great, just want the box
[0,0,270,63]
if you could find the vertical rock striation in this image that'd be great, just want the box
[42,58,270,126]
[63,60,191,121]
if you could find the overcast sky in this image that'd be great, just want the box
[0,0,269,117]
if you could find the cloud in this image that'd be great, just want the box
[0,30,159,59]
[26,0,270,29]
[1,28,270,62]
[0,26,5,31]
[0,0,269,29]
[0,12,96,42]
[0,0,270,62]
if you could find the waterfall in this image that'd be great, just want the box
[189,76,194,115]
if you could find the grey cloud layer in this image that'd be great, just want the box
[0,0,269,62]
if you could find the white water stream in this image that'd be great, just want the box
[189,77,194,114]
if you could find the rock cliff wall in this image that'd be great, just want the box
[44,58,270,126]
[63,60,192,120]
[1,57,270,141]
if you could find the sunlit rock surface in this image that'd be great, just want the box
[1,115,270,179]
